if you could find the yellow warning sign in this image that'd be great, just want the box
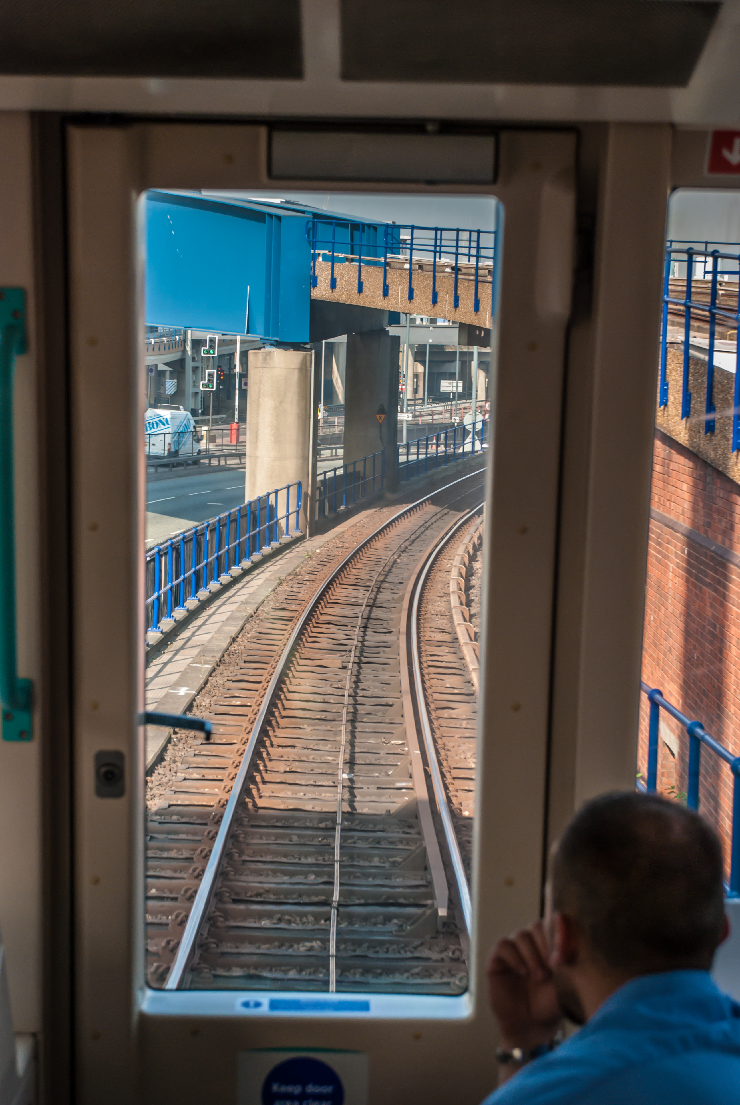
[376,412,385,424]
[376,404,387,424]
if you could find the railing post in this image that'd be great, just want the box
[647,691,661,791]
[255,495,261,553]
[357,223,364,294]
[273,488,279,543]
[474,229,481,313]
[382,225,389,298]
[295,482,302,530]
[166,543,173,619]
[152,547,161,631]
[246,501,252,560]
[362,455,366,498]
[454,229,460,308]
[285,484,290,535]
[310,218,318,288]
[705,251,719,434]
[659,248,671,406]
[381,449,385,490]
[686,721,703,809]
[682,249,693,419]
[178,535,186,610]
[236,505,242,562]
[407,226,415,303]
[432,228,439,306]
[330,221,337,290]
[213,516,221,583]
[190,528,198,598]
[202,524,209,590]
[225,511,233,573]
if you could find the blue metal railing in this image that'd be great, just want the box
[145,481,302,634]
[660,241,740,445]
[306,217,496,315]
[318,451,385,517]
[397,415,489,481]
[640,683,740,897]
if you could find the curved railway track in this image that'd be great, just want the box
[147,470,486,995]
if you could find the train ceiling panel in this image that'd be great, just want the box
[0,0,739,125]
[341,0,720,87]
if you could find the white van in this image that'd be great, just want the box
[145,406,202,458]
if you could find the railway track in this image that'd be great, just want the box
[146,470,486,995]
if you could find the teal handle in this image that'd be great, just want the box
[0,290,31,741]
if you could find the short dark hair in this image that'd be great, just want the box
[551,792,726,974]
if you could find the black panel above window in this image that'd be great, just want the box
[0,0,302,78]
[341,0,720,87]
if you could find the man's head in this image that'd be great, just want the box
[545,792,728,1023]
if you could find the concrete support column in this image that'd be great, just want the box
[245,347,316,536]
[344,329,400,493]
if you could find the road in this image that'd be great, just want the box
[146,469,247,546]
[146,457,348,546]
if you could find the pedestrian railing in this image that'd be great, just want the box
[145,326,185,353]
[660,241,740,446]
[306,217,497,314]
[317,452,385,517]
[145,481,301,634]
[640,683,740,897]
[397,416,489,482]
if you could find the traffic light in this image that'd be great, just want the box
[200,369,216,391]
[202,334,218,357]
[217,365,225,387]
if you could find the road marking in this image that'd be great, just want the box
[207,502,223,505]
[147,496,176,504]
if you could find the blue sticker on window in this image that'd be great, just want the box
[268,998,370,1013]
[261,1056,344,1105]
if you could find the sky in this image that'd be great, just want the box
[207,190,497,233]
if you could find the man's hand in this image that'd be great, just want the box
[487,920,563,1050]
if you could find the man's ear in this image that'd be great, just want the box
[549,911,581,968]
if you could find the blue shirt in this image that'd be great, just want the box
[483,971,740,1105]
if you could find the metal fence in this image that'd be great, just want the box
[640,683,740,897]
[397,416,489,481]
[317,452,385,517]
[660,241,740,446]
[306,217,497,315]
[146,482,301,633]
[145,424,245,468]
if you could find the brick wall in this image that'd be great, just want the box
[640,428,740,874]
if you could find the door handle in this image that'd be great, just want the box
[0,290,31,741]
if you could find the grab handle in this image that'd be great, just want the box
[0,290,31,741]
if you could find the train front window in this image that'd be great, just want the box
[639,188,740,897]
[142,188,498,999]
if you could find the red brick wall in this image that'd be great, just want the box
[640,429,740,875]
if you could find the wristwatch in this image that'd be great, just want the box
[495,1041,557,1065]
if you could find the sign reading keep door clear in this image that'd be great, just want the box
[238,1051,368,1105]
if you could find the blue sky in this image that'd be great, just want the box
[208,191,497,233]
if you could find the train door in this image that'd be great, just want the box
[63,121,670,1104]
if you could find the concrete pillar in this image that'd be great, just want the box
[344,329,400,492]
[185,330,193,414]
[245,347,315,536]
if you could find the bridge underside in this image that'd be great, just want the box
[310,258,493,327]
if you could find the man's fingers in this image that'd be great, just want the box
[488,937,529,977]
[531,920,551,964]
[514,929,551,981]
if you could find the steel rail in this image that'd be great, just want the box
[327,499,467,989]
[165,465,486,988]
[407,503,485,936]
